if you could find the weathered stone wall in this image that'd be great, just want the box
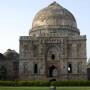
[19,33,87,80]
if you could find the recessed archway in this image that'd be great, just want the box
[46,46,60,61]
[48,65,57,77]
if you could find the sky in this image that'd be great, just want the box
[0,0,90,60]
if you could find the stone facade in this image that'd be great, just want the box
[87,59,90,80]
[0,49,19,80]
[19,2,87,80]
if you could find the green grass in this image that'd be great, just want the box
[0,87,90,90]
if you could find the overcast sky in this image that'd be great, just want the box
[0,0,90,60]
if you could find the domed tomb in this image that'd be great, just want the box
[29,2,80,36]
[19,1,87,81]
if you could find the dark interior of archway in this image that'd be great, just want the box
[49,65,56,77]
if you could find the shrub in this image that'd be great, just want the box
[51,80,90,86]
[0,80,90,86]
[0,81,16,86]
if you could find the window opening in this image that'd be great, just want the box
[68,63,72,73]
[51,54,55,60]
[34,64,38,74]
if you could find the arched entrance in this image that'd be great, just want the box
[48,65,58,77]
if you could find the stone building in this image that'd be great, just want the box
[87,59,90,80]
[0,49,19,80]
[19,2,87,80]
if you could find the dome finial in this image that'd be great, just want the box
[49,1,60,7]
[53,1,57,4]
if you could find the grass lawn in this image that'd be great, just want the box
[0,87,90,90]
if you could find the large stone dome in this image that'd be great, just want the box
[29,2,80,36]
[32,2,77,30]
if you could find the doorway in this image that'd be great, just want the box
[49,65,56,77]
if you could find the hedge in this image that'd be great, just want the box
[0,80,90,86]
[0,80,50,86]
[50,80,90,86]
